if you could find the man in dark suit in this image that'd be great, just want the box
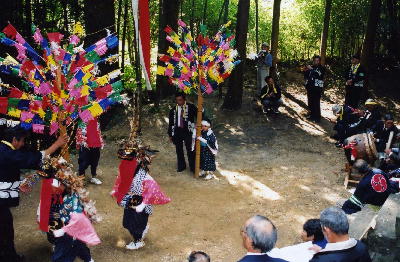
[310,207,371,262]
[238,215,288,262]
[344,54,366,109]
[0,127,67,262]
[168,92,197,172]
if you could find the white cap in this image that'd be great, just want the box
[201,120,210,127]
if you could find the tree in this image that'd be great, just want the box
[360,0,382,70]
[320,0,332,65]
[84,0,116,73]
[222,0,250,110]
[270,0,281,67]
[255,0,259,53]
[387,0,400,61]
[155,0,180,104]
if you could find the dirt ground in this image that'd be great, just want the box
[13,70,354,262]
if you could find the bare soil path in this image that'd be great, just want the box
[13,70,352,262]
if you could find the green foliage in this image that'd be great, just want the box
[122,65,137,91]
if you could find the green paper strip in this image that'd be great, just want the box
[111,81,123,92]
[8,98,20,108]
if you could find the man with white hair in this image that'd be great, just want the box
[238,215,288,262]
[310,207,371,261]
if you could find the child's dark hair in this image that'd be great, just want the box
[303,219,324,241]
[188,251,210,262]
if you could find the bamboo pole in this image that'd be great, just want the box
[56,67,70,161]
[194,68,203,178]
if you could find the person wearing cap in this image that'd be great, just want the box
[344,54,366,108]
[341,159,399,214]
[192,119,218,180]
[256,43,273,94]
[0,127,67,262]
[260,75,282,114]
[373,114,399,153]
[168,92,198,173]
[344,99,382,137]
[362,99,381,131]
[303,55,326,122]
[111,143,170,250]
[331,104,359,147]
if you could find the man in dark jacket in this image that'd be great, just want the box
[373,114,399,153]
[304,55,325,122]
[168,92,197,172]
[0,127,67,262]
[332,104,359,146]
[260,76,282,114]
[342,159,399,214]
[345,54,366,108]
[238,215,288,262]
[310,206,372,262]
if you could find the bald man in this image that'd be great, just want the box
[238,215,288,262]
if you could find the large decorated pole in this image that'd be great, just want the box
[0,23,125,154]
[0,22,126,223]
[157,20,240,177]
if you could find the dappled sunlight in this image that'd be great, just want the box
[298,184,311,191]
[294,215,307,225]
[217,166,281,201]
[224,124,245,136]
[322,191,346,203]
[281,97,328,136]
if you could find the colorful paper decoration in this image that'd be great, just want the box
[0,23,126,134]
[157,20,240,94]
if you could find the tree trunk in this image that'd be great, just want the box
[270,0,281,68]
[190,0,195,35]
[255,0,259,53]
[387,0,400,60]
[221,0,250,110]
[155,0,180,104]
[84,0,117,73]
[330,27,335,57]
[25,0,32,36]
[116,0,123,37]
[121,0,129,73]
[320,0,332,65]
[84,0,117,129]
[361,0,382,71]
[61,0,69,33]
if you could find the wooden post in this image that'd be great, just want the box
[194,69,204,178]
[56,67,70,161]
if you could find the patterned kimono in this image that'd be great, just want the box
[112,159,170,243]
[192,129,218,172]
[52,192,93,262]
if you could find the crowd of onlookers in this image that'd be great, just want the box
[187,206,371,262]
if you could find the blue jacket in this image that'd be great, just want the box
[0,142,42,207]
[238,254,288,262]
